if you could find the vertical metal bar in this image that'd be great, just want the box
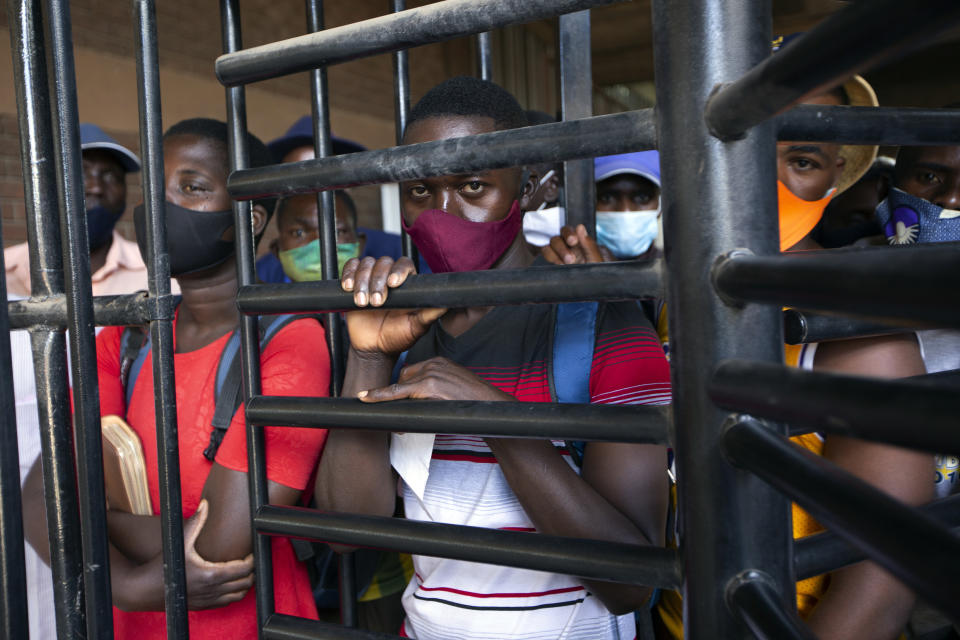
[557,11,595,231]
[305,0,358,625]
[390,0,419,263]
[0,217,28,640]
[219,1,275,633]
[3,1,75,637]
[306,0,344,395]
[650,0,792,638]
[727,572,818,640]
[476,31,493,81]
[42,1,113,636]
[132,0,190,636]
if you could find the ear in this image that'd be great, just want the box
[252,203,269,237]
[833,155,847,188]
[518,169,539,211]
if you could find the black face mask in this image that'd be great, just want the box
[86,205,123,252]
[818,220,882,248]
[133,201,235,277]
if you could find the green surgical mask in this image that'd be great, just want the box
[277,239,360,282]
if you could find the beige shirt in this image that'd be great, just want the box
[5,231,178,297]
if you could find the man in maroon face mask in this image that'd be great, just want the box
[315,77,673,640]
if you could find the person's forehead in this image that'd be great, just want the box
[404,115,497,144]
[164,134,228,177]
[899,146,960,172]
[82,148,125,173]
[597,174,658,192]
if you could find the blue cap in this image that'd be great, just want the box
[267,116,366,163]
[594,151,660,187]
[80,123,140,173]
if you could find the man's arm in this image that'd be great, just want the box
[806,333,933,640]
[359,356,669,615]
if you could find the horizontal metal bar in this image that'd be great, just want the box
[704,0,960,139]
[712,243,960,329]
[795,493,960,581]
[710,360,959,454]
[264,614,400,640]
[238,260,662,314]
[782,309,906,345]
[215,0,624,86]
[228,110,655,199]
[246,396,670,443]
[255,506,682,589]
[726,571,817,640]
[775,105,960,146]
[723,417,960,622]
[6,292,177,329]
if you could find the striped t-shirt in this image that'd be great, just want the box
[399,300,672,640]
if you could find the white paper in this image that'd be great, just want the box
[390,432,435,501]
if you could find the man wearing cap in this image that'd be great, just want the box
[257,115,413,283]
[5,123,151,297]
[537,151,662,264]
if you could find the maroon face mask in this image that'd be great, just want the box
[402,200,523,273]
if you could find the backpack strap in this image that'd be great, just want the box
[121,327,151,413]
[549,301,599,468]
[204,314,302,461]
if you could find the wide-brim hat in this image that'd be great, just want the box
[772,34,878,194]
[836,74,879,194]
[80,123,140,173]
[267,115,366,163]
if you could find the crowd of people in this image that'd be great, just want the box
[6,44,957,640]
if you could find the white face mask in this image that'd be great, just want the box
[596,207,661,259]
[522,205,565,247]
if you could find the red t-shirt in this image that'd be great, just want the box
[97,316,330,639]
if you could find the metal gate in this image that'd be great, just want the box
[1,0,959,638]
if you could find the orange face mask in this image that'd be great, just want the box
[778,180,833,251]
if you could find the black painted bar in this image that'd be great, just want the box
[558,10,596,231]
[228,110,657,200]
[220,0,278,629]
[390,0,418,263]
[705,0,960,139]
[782,309,905,345]
[246,397,671,443]
[255,506,683,589]
[237,260,662,314]
[4,1,76,634]
[132,0,189,635]
[215,0,625,86]
[712,243,960,329]
[6,292,167,329]
[476,31,493,81]
[727,572,817,640]
[651,0,792,636]
[711,360,959,453]
[44,0,113,634]
[795,493,960,581]
[724,418,960,622]
[775,105,960,146]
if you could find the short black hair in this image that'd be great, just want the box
[275,190,358,231]
[405,76,527,138]
[163,118,276,220]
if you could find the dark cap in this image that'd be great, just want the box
[267,115,366,163]
[80,123,141,173]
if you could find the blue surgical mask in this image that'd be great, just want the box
[596,209,660,259]
[875,187,960,244]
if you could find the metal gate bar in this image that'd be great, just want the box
[705,0,960,140]
[389,0,418,262]
[726,572,816,640]
[214,0,624,87]
[558,10,595,230]
[711,360,960,452]
[255,506,681,587]
[775,105,960,145]
[724,417,960,620]
[132,0,189,635]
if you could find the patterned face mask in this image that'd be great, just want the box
[875,187,960,245]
